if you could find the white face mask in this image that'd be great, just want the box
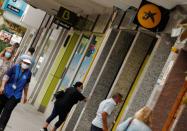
[21,63,30,69]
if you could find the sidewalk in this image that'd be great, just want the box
[5,103,45,131]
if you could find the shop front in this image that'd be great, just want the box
[39,33,104,118]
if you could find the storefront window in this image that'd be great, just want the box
[72,35,98,84]
[33,29,61,76]
[60,35,90,88]
[58,34,103,90]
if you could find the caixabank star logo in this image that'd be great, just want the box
[134,0,170,32]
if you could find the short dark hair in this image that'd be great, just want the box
[112,93,123,99]
[73,81,83,88]
[14,43,19,48]
[28,47,35,55]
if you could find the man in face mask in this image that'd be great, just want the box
[0,58,32,131]
[16,47,35,69]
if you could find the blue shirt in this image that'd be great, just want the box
[117,118,152,131]
[4,64,31,99]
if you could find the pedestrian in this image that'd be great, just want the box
[0,43,19,61]
[16,47,35,69]
[91,93,123,131]
[0,46,15,83]
[40,81,86,131]
[0,58,32,131]
[116,106,152,131]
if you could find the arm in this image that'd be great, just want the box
[22,71,31,104]
[0,65,15,94]
[14,50,19,59]
[0,49,6,57]
[0,75,9,94]
[23,84,29,104]
[102,112,108,131]
[78,92,86,102]
[84,95,91,102]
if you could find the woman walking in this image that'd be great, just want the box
[117,106,152,131]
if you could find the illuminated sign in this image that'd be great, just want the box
[55,6,78,29]
[134,1,169,32]
[2,0,27,17]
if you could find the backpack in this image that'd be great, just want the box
[54,90,65,99]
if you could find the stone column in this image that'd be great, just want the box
[74,30,136,131]
[108,32,156,130]
[124,35,174,119]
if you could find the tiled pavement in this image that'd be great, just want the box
[5,104,45,131]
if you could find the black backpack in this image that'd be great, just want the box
[54,90,65,99]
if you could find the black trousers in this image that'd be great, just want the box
[46,106,66,130]
[0,94,20,130]
[91,124,103,131]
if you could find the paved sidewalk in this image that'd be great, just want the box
[5,104,45,131]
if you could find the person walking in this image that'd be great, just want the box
[0,58,32,131]
[116,106,152,131]
[16,47,35,69]
[91,93,123,131]
[0,43,19,61]
[40,81,86,131]
[0,46,15,82]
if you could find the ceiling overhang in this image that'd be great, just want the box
[26,0,187,16]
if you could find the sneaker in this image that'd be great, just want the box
[40,128,48,131]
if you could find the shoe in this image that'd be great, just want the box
[40,128,48,131]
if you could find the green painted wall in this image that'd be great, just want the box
[39,33,80,109]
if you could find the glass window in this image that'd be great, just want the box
[33,29,61,76]
[60,35,90,88]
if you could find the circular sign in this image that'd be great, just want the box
[137,4,161,29]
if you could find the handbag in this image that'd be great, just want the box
[54,90,65,99]
[124,118,134,131]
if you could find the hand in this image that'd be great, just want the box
[0,88,4,95]
[84,97,89,102]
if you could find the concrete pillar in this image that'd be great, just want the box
[124,35,174,119]
[108,32,156,130]
[74,30,136,131]
[63,29,119,131]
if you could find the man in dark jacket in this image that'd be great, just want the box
[40,81,86,131]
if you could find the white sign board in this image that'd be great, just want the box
[21,5,46,29]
